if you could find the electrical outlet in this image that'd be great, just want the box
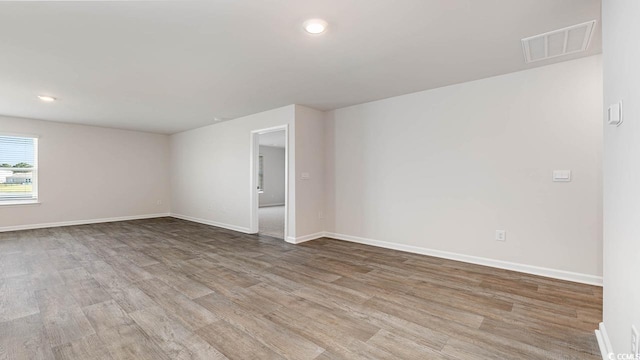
[632,325,639,357]
[156,200,162,205]
[495,230,506,241]
[318,211,324,219]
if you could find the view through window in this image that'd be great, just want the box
[258,154,264,192]
[0,135,38,202]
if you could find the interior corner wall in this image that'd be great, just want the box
[0,115,170,230]
[324,55,603,280]
[170,105,296,236]
[259,145,286,207]
[294,105,326,239]
[602,0,640,355]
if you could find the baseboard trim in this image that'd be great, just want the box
[595,322,613,360]
[285,231,326,244]
[323,232,603,286]
[259,203,285,208]
[0,213,171,233]
[170,213,252,234]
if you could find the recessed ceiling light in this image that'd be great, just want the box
[38,95,56,102]
[303,19,328,34]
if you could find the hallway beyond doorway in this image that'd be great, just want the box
[258,205,285,239]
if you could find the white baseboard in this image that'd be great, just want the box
[323,232,603,286]
[285,231,326,244]
[170,213,252,234]
[259,203,285,208]
[595,322,613,360]
[7,211,599,286]
[0,213,171,233]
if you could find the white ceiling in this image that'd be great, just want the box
[0,0,601,134]
[259,131,286,149]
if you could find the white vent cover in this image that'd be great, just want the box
[521,20,596,63]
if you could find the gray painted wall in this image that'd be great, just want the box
[259,145,286,207]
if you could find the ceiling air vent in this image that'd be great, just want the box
[521,20,596,63]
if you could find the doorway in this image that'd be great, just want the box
[250,126,288,240]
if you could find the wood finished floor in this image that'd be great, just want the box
[0,218,602,359]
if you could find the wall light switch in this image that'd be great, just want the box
[608,101,623,126]
[553,170,571,182]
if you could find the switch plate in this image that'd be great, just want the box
[553,170,571,182]
[608,101,623,126]
[632,325,639,357]
[495,230,506,241]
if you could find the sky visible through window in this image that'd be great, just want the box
[0,136,35,166]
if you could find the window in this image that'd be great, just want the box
[258,154,264,192]
[0,135,38,204]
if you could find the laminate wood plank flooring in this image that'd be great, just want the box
[0,217,602,359]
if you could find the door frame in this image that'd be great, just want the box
[249,124,289,239]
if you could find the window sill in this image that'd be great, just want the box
[0,200,41,207]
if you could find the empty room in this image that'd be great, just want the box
[0,1,637,359]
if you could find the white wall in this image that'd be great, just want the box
[0,115,170,230]
[602,0,640,355]
[170,105,297,236]
[259,145,286,207]
[325,55,603,281]
[170,104,326,242]
[294,105,326,239]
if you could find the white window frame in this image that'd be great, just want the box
[0,133,39,206]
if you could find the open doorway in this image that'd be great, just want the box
[250,126,288,240]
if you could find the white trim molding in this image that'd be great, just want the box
[323,232,603,286]
[285,231,326,244]
[0,200,41,208]
[595,322,613,360]
[0,213,170,233]
[259,203,286,208]
[170,213,252,234]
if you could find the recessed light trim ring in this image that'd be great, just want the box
[303,19,328,34]
[38,95,56,102]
